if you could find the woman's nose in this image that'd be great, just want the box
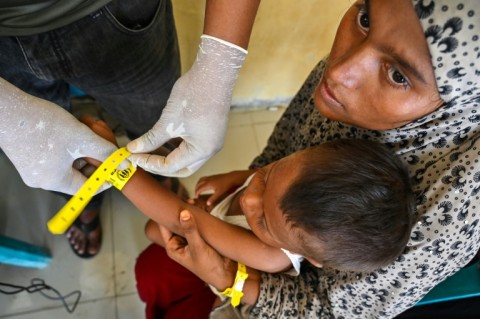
[328,44,375,91]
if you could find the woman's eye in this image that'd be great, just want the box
[387,65,409,89]
[356,7,370,31]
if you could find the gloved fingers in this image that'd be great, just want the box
[128,141,207,177]
[127,126,172,154]
[78,137,129,171]
[128,152,205,177]
[160,145,208,177]
[159,141,210,177]
[127,153,166,174]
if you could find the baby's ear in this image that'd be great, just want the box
[305,257,323,268]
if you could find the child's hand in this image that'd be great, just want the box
[194,169,257,209]
[77,115,119,174]
[187,195,212,212]
[79,115,118,146]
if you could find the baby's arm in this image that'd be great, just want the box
[121,169,291,273]
[79,116,291,273]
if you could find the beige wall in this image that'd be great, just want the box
[173,0,352,108]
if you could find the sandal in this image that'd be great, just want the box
[67,211,102,259]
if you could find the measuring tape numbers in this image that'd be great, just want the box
[47,147,136,235]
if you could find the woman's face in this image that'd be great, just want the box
[314,0,444,130]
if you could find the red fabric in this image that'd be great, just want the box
[135,243,217,319]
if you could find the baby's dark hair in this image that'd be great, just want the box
[280,139,415,272]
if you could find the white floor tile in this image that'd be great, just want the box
[116,293,145,319]
[0,153,115,317]
[0,297,116,319]
[108,191,150,295]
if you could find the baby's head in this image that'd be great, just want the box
[243,139,415,272]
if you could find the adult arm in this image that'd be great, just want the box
[127,1,261,177]
[159,210,262,304]
[0,77,117,194]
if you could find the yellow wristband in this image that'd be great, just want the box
[47,147,131,235]
[107,161,137,191]
[219,263,249,307]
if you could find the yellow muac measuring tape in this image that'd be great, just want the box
[47,147,136,235]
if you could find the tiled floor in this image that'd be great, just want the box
[0,105,285,318]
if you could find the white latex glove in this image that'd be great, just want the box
[127,35,247,177]
[0,77,118,195]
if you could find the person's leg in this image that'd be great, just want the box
[51,0,181,138]
[0,36,71,109]
[135,243,216,319]
[54,0,185,196]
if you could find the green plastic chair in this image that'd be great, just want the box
[0,235,51,269]
[417,263,480,306]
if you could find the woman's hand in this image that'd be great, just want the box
[159,210,238,291]
[160,209,262,305]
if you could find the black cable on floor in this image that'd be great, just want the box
[0,278,81,313]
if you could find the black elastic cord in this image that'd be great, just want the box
[0,278,81,313]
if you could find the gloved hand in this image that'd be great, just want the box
[127,35,247,177]
[0,77,118,195]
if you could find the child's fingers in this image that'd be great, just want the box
[194,183,215,199]
[205,192,223,207]
[79,114,100,126]
[82,157,103,167]
[194,178,208,194]
[79,115,118,146]
[79,114,111,135]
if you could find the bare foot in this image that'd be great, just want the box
[65,207,102,258]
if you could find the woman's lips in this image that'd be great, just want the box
[319,80,344,109]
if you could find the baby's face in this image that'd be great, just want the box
[241,151,308,256]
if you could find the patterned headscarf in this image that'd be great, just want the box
[330,0,480,315]
[250,1,479,317]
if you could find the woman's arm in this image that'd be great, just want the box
[158,210,262,304]
[121,169,291,273]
